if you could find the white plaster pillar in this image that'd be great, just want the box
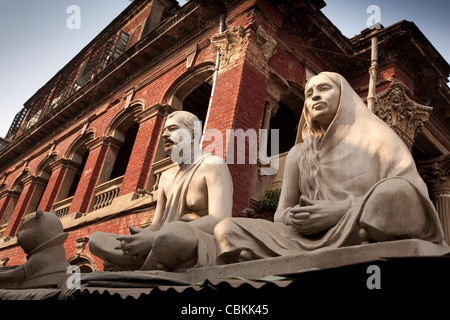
[418,154,450,244]
[434,191,450,242]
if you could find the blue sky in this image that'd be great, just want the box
[0,0,448,138]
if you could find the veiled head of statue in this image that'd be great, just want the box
[303,72,341,137]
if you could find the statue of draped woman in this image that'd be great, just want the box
[214,72,445,264]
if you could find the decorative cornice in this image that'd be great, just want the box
[375,82,433,147]
[22,174,44,187]
[102,136,124,150]
[0,189,21,199]
[267,69,289,109]
[86,135,125,151]
[50,158,77,171]
[135,103,176,123]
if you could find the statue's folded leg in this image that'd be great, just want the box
[89,231,144,270]
[359,178,428,242]
[214,218,296,264]
[141,221,215,271]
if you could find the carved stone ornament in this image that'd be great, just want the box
[375,82,433,147]
[418,154,450,195]
[0,257,9,267]
[255,26,277,60]
[211,26,248,69]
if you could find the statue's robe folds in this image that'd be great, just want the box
[215,72,445,263]
[159,154,217,268]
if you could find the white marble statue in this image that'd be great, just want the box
[214,72,445,264]
[89,111,233,271]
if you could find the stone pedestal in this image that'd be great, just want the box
[73,239,450,286]
[165,239,450,284]
[2,239,449,300]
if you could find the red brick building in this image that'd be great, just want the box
[0,0,448,272]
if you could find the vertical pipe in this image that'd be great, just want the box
[201,13,226,148]
[367,35,378,112]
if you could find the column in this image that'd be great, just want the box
[38,158,72,212]
[118,103,173,196]
[0,190,18,237]
[259,95,280,157]
[95,136,123,185]
[418,154,450,243]
[3,175,37,236]
[259,71,289,159]
[0,191,13,223]
[208,23,277,216]
[68,138,109,214]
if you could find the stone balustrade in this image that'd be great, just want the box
[52,196,74,218]
[92,176,123,211]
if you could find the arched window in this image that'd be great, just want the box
[147,64,214,193]
[100,104,144,184]
[56,131,94,203]
[162,63,214,124]
[267,88,303,156]
[109,122,140,181]
[0,182,23,227]
[25,166,51,214]
[26,154,58,214]
[182,81,212,125]
[67,148,89,199]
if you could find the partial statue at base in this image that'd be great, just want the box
[0,209,70,289]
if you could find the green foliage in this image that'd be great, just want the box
[259,188,281,213]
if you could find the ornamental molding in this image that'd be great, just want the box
[211,26,249,70]
[255,26,277,61]
[375,82,433,147]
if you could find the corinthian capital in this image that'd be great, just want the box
[375,82,433,147]
[418,154,450,194]
[211,26,248,70]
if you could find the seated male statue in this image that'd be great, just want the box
[214,72,445,264]
[90,111,233,271]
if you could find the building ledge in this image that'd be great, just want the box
[61,192,157,231]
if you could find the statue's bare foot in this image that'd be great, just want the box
[238,248,258,262]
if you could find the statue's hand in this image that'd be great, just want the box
[287,196,351,235]
[116,231,155,259]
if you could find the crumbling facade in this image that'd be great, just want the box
[0,0,448,271]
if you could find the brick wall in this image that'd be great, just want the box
[0,0,345,269]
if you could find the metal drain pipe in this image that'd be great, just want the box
[201,13,226,148]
